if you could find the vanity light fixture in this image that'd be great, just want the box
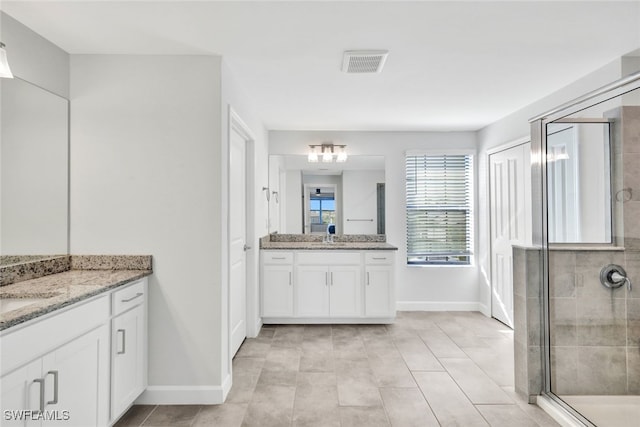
[0,42,14,79]
[307,143,347,163]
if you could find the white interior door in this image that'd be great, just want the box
[229,128,247,357]
[489,143,531,328]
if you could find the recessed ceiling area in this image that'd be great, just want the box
[2,1,639,131]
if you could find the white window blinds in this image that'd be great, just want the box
[405,154,472,265]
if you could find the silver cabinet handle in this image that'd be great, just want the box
[47,370,59,405]
[117,329,126,354]
[331,272,334,286]
[325,272,328,286]
[367,272,370,286]
[33,378,45,415]
[289,272,292,286]
[121,292,143,303]
[272,256,286,260]
[372,257,386,260]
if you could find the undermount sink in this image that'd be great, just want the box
[0,298,45,314]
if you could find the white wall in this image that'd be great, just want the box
[70,54,228,403]
[270,131,480,310]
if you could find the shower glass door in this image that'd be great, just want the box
[541,79,640,427]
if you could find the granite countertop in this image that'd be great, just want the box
[260,241,398,250]
[1,257,152,331]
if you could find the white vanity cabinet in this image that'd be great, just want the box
[111,280,147,422]
[0,296,111,427]
[261,250,395,323]
[261,252,294,317]
[0,278,148,427]
[364,252,395,317]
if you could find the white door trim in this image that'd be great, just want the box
[227,107,256,374]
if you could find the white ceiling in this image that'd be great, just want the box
[3,1,640,131]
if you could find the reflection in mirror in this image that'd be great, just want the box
[546,121,612,243]
[268,155,385,234]
[1,78,69,264]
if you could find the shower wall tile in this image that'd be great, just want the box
[526,249,542,299]
[514,294,526,347]
[628,347,640,394]
[576,298,627,346]
[576,347,627,395]
[622,106,640,154]
[550,346,579,395]
[548,251,576,298]
[625,250,640,298]
[575,251,626,299]
[623,201,640,249]
[627,299,640,347]
[549,298,577,347]
[513,248,526,298]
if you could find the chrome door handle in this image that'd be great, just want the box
[47,370,59,405]
[117,329,126,354]
[244,244,252,251]
[121,292,143,303]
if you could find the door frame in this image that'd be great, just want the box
[227,107,256,369]
[486,136,531,325]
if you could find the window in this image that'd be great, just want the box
[310,197,336,225]
[405,154,473,265]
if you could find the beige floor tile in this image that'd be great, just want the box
[226,373,260,403]
[192,403,248,427]
[418,328,468,358]
[140,405,201,427]
[339,406,390,427]
[380,387,440,427]
[368,354,417,387]
[293,375,340,427]
[113,405,156,427]
[393,335,444,371]
[476,404,539,427]
[242,384,296,427]
[414,371,489,426]
[299,349,335,372]
[440,358,513,404]
[462,339,515,387]
[337,374,383,406]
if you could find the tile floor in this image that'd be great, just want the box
[115,311,560,427]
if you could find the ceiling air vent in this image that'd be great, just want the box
[342,50,388,73]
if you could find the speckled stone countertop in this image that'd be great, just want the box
[260,234,398,250]
[0,256,152,331]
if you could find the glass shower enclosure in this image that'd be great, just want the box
[530,72,640,426]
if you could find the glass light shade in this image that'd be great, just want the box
[336,147,347,162]
[0,46,14,79]
[308,147,318,162]
[322,147,333,162]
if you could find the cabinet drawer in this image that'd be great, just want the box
[113,280,146,315]
[296,252,361,265]
[365,252,394,265]
[262,251,293,264]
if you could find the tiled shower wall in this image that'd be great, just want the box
[548,249,640,395]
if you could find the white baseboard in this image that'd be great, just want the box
[396,301,483,311]
[477,302,491,317]
[136,374,232,405]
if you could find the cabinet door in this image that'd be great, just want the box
[111,305,145,421]
[296,266,329,317]
[329,266,361,317]
[262,265,294,317]
[41,325,110,427]
[0,359,42,427]
[365,266,394,317]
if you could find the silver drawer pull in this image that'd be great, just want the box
[372,257,387,260]
[33,378,45,415]
[47,370,59,405]
[367,272,370,285]
[117,329,126,354]
[121,292,143,303]
[271,256,287,260]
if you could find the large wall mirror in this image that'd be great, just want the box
[1,77,69,264]
[268,155,385,235]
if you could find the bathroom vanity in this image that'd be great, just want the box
[260,235,397,323]
[0,256,152,427]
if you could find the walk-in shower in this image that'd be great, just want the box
[519,71,640,427]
